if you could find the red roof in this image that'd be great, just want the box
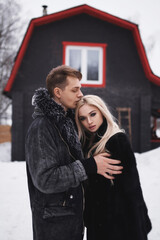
[4,4,160,93]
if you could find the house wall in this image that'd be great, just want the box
[12,92,25,161]
[150,83,160,109]
[11,13,152,160]
[150,82,160,149]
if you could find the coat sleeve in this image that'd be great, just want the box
[107,133,152,235]
[25,118,87,194]
[108,133,147,204]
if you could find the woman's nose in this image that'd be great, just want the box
[87,117,92,124]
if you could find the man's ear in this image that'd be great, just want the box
[53,87,62,99]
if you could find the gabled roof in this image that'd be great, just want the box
[4,4,160,94]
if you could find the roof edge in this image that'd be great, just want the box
[4,4,160,93]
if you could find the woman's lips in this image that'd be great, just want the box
[89,125,96,130]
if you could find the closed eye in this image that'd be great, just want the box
[72,89,78,93]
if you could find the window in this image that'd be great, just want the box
[62,42,107,87]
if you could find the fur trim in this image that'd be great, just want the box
[32,88,83,160]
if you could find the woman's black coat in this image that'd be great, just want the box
[25,88,88,240]
[84,131,152,240]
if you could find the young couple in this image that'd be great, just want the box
[25,65,151,240]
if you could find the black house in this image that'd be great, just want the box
[4,4,160,161]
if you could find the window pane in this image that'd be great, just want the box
[87,50,99,80]
[69,49,81,72]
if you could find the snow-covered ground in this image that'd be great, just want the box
[0,142,160,240]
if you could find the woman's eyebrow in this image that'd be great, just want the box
[79,110,96,118]
[79,115,85,118]
[89,110,96,114]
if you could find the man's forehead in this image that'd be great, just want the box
[66,76,81,88]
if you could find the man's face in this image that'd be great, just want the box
[58,76,83,110]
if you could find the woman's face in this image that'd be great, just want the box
[78,104,103,133]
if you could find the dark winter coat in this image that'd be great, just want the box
[25,88,96,240]
[84,124,152,240]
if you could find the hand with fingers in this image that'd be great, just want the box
[93,152,123,179]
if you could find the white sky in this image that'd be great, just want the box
[18,0,160,76]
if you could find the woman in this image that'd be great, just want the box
[75,95,152,240]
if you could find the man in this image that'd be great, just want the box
[25,65,123,240]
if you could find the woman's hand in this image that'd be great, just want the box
[94,152,123,179]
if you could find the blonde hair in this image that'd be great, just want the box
[75,95,123,157]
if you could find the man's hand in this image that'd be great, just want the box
[94,152,123,179]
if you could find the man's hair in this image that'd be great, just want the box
[46,65,82,97]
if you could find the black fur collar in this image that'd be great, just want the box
[32,88,83,160]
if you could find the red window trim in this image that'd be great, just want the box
[151,139,160,142]
[62,41,107,88]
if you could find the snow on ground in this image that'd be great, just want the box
[0,142,160,240]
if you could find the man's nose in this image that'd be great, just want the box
[78,89,83,98]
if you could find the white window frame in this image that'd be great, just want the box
[66,46,102,85]
[62,42,107,87]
